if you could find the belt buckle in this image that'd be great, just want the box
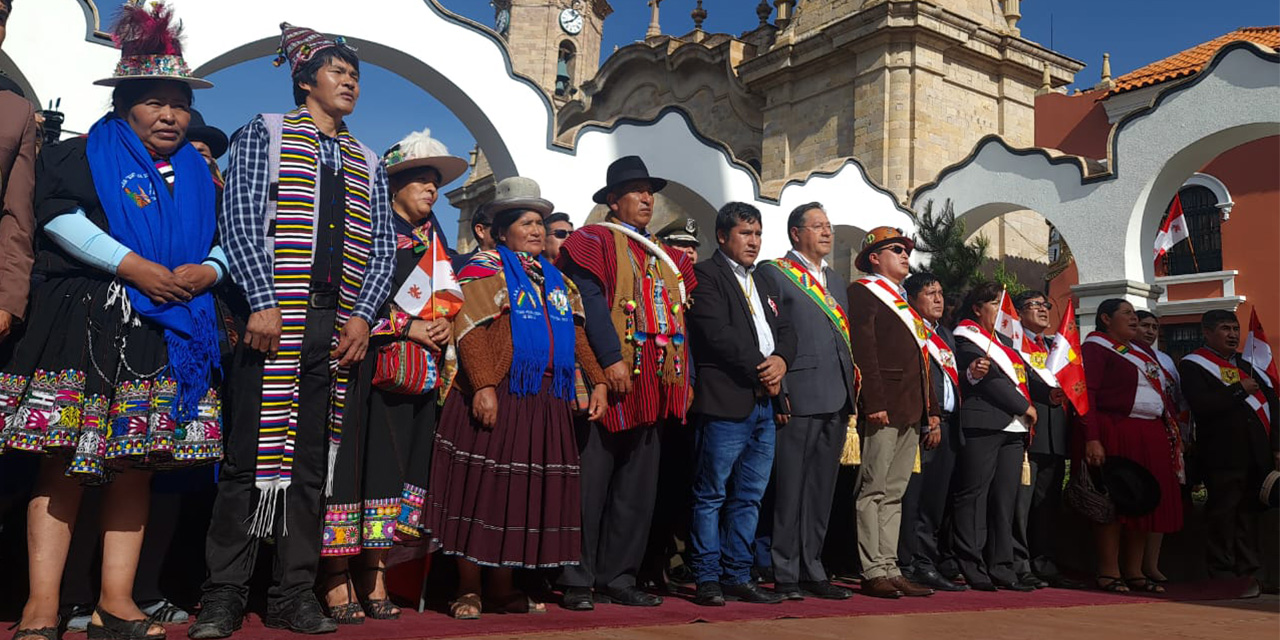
[309,290,337,309]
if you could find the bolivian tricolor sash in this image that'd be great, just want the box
[1085,332,1185,481]
[765,258,849,349]
[1183,347,1271,436]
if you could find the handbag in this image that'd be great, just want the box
[1065,460,1115,524]
[373,339,439,395]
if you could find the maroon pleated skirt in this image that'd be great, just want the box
[425,376,581,568]
[1100,416,1184,533]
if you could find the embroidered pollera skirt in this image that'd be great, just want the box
[425,375,582,568]
[0,276,222,483]
[322,386,438,557]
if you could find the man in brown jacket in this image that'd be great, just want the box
[847,226,938,599]
[0,0,39,344]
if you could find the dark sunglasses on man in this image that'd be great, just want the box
[881,244,911,256]
[549,229,572,239]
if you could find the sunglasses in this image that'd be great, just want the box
[549,229,571,239]
[880,245,911,256]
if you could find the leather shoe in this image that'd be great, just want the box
[188,590,245,639]
[561,587,594,611]
[1018,573,1048,589]
[1044,574,1087,590]
[891,575,934,597]
[800,580,852,600]
[596,585,663,607]
[263,593,337,635]
[693,581,725,607]
[860,577,903,599]
[751,565,776,585]
[969,581,997,592]
[993,578,1035,592]
[773,582,805,601]
[912,569,968,592]
[723,581,784,604]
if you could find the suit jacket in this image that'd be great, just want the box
[1179,354,1279,474]
[1025,333,1072,456]
[847,277,937,426]
[927,324,966,446]
[0,91,38,321]
[955,332,1032,433]
[756,252,855,417]
[689,251,796,421]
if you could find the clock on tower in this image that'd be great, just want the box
[499,0,612,101]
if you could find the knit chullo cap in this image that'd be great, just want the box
[94,0,212,89]
[273,22,354,73]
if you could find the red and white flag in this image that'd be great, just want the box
[1153,194,1190,268]
[394,237,464,320]
[994,289,1025,350]
[1047,302,1090,415]
[1245,308,1279,391]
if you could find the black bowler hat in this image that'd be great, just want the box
[592,155,668,204]
[186,109,229,160]
[1101,456,1162,518]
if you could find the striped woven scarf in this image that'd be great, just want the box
[249,107,376,538]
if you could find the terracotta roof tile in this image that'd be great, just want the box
[1108,26,1279,96]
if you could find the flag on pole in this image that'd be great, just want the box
[1047,302,1090,415]
[994,289,1025,350]
[1244,308,1279,391]
[1153,194,1190,268]
[393,235,464,320]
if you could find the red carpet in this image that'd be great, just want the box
[153,578,1253,640]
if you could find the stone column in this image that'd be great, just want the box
[1070,280,1164,334]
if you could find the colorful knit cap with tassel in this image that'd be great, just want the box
[273,22,354,74]
[95,0,212,89]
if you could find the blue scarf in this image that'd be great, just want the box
[86,114,220,422]
[498,246,576,400]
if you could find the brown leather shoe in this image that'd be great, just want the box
[891,575,935,597]
[860,576,903,599]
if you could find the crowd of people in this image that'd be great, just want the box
[0,3,1276,640]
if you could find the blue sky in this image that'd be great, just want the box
[170,0,1279,242]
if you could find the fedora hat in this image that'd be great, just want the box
[94,1,213,90]
[186,109,228,159]
[382,129,468,186]
[1101,456,1162,518]
[592,155,668,204]
[477,177,554,222]
[854,226,915,273]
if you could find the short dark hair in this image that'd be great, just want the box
[1013,290,1047,310]
[715,201,762,239]
[111,79,194,114]
[1200,309,1238,331]
[471,217,491,242]
[545,212,572,227]
[959,281,1003,324]
[904,272,941,300]
[1135,310,1158,322]
[786,202,823,233]
[291,46,361,106]
[1094,298,1128,332]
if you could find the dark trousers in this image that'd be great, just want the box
[952,429,1024,585]
[560,421,662,590]
[900,415,960,574]
[202,307,337,603]
[1012,452,1067,577]
[1203,469,1261,578]
[641,422,695,582]
[771,412,845,584]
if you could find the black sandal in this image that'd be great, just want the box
[8,618,62,640]
[358,567,401,620]
[1095,575,1129,592]
[86,608,164,640]
[1124,577,1165,593]
[318,570,366,625]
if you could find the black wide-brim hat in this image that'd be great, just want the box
[1101,456,1162,517]
[186,109,228,159]
[592,155,668,204]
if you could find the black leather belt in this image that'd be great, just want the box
[308,289,339,309]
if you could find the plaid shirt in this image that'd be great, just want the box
[219,115,394,325]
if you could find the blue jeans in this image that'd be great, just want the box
[688,400,777,585]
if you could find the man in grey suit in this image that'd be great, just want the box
[756,203,856,600]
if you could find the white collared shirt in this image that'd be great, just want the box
[721,251,775,358]
[788,249,828,289]
[926,318,957,413]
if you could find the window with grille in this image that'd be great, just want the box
[1161,185,1223,275]
[1161,323,1203,362]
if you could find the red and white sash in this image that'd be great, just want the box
[953,320,1032,404]
[927,330,960,390]
[1183,348,1272,436]
[1019,333,1060,389]
[856,276,929,350]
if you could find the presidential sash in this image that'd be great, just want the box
[1183,348,1272,436]
[765,258,849,349]
[953,320,1032,404]
[1085,332,1186,481]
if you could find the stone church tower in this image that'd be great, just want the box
[448,0,613,252]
